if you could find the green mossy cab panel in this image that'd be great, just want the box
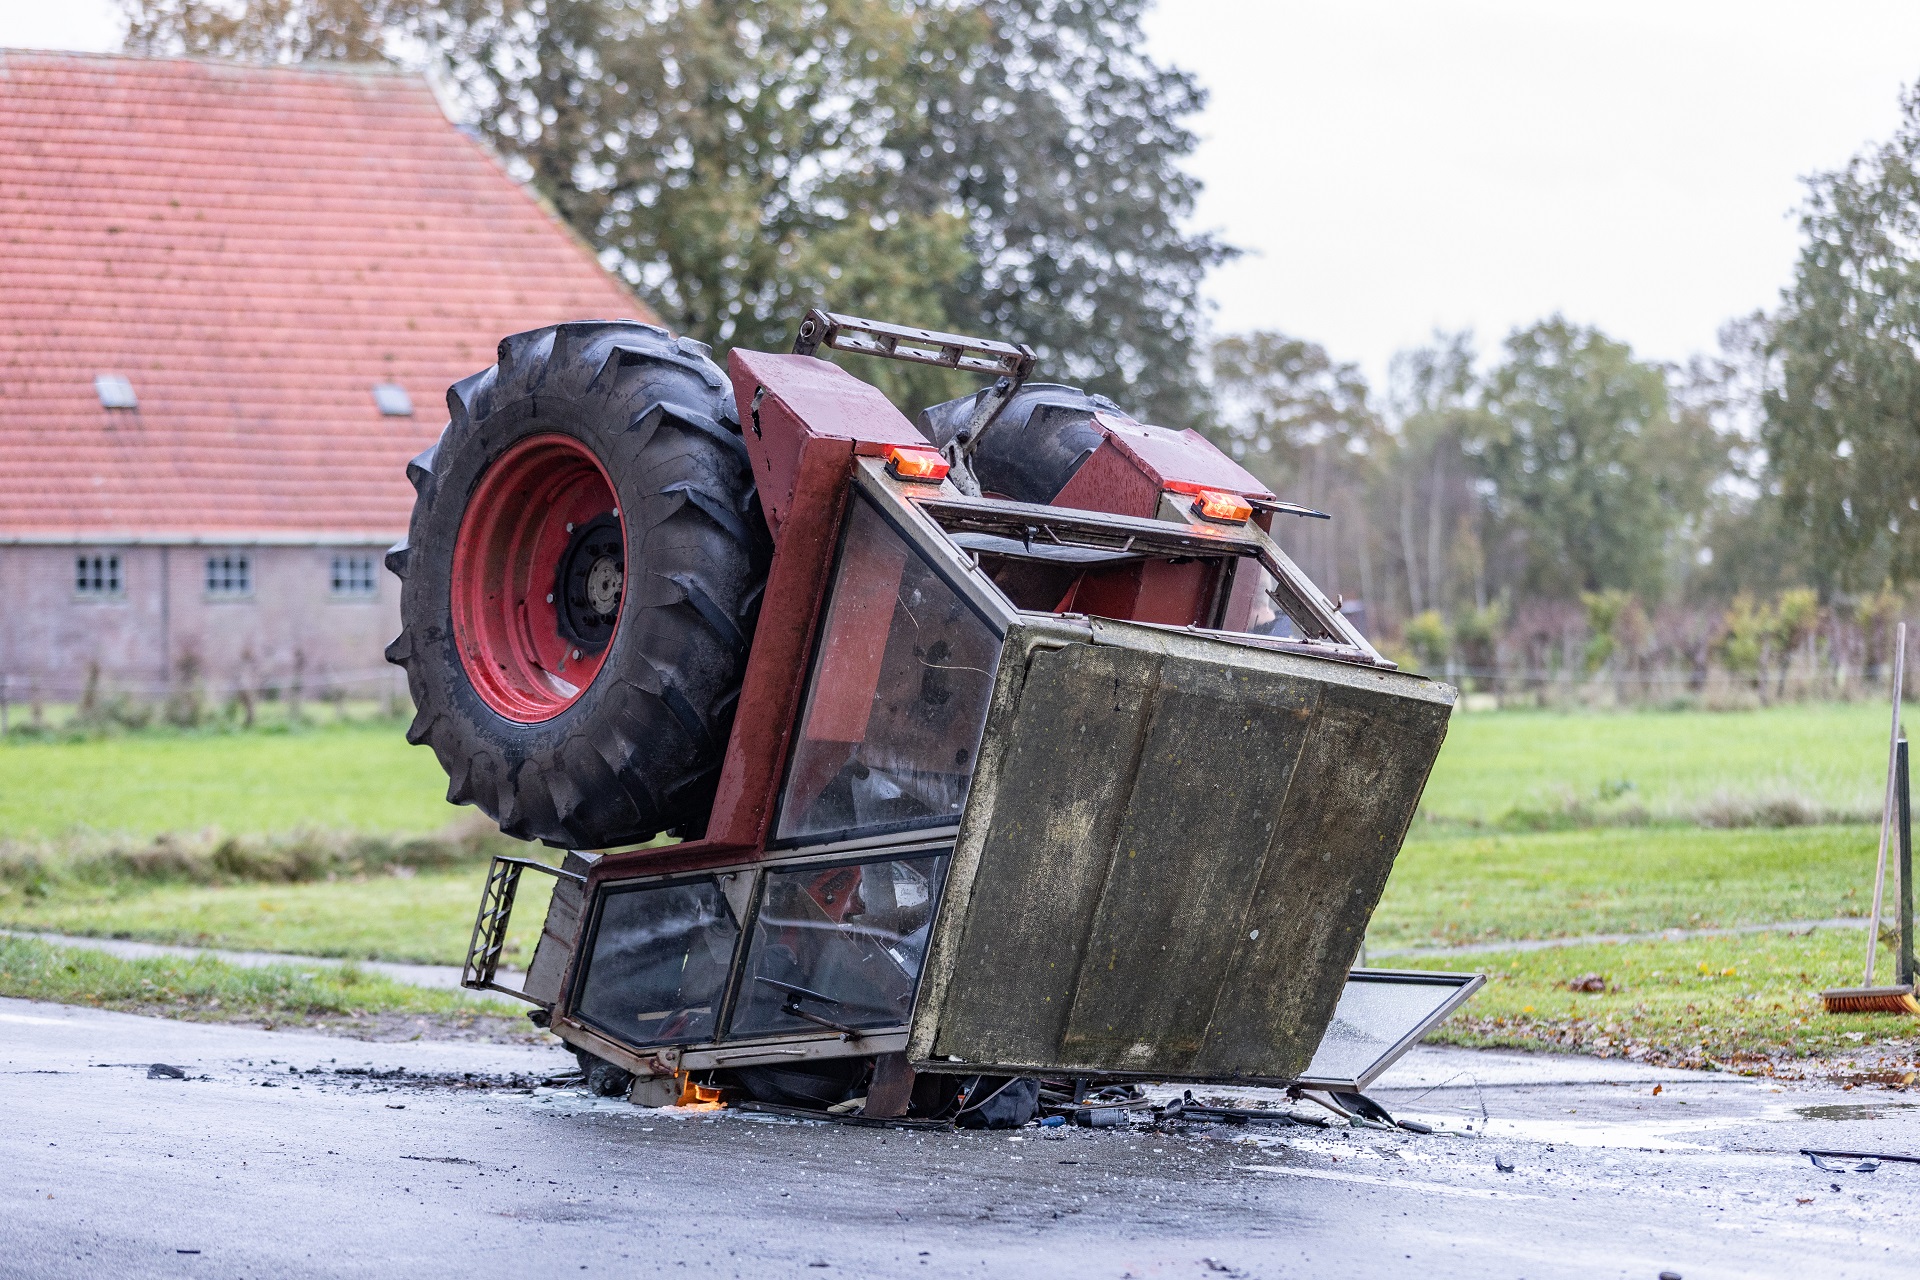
[909,620,1455,1083]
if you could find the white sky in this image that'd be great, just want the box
[8,1,1920,385]
[1141,0,1920,383]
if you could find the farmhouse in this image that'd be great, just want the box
[0,50,651,710]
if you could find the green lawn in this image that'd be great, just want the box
[2,701,1912,1062]
[0,933,530,1036]
[1,696,1900,841]
[0,718,458,840]
[1418,700,1905,828]
[0,867,553,968]
[1406,928,1906,1070]
[1372,824,1876,949]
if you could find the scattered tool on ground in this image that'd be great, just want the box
[386,308,1483,1124]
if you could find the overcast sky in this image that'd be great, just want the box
[8,1,1920,386]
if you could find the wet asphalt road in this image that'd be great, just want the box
[3,996,1917,1279]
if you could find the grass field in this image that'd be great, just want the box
[1371,825,1876,948]
[1,701,1911,1061]
[1418,700,1906,828]
[1,699,1902,842]
[0,718,456,840]
[1404,928,1911,1072]
[0,867,553,967]
[0,933,529,1037]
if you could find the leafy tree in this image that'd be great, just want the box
[1401,610,1450,673]
[1854,583,1907,678]
[1449,600,1505,681]
[122,0,410,60]
[1473,317,1724,600]
[1203,331,1382,600]
[1205,331,1380,477]
[125,0,1228,421]
[1383,331,1490,617]
[1764,85,1920,592]
[1580,589,1631,674]
[1717,592,1773,693]
[1771,586,1821,696]
[902,0,1234,426]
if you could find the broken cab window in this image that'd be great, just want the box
[914,496,1337,642]
[774,495,1000,845]
[729,852,951,1038]
[1298,970,1485,1091]
[1224,559,1302,638]
[574,878,739,1048]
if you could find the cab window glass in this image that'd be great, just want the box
[1238,562,1300,638]
[574,879,738,1047]
[774,495,1000,845]
[729,852,950,1038]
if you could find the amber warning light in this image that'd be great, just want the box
[886,445,951,483]
[1192,489,1253,524]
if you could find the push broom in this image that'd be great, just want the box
[1822,622,1920,1015]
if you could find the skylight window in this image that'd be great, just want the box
[95,374,137,410]
[371,383,413,416]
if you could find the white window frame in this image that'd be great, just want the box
[329,553,378,600]
[74,552,124,600]
[204,552,253,600]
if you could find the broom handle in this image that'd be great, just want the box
[1866,622,1905,985]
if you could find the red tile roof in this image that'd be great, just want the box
[0,50,655,540]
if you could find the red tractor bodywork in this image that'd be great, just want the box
[461,313,1475,1109]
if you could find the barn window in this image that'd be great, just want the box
[205,553,252,597]
[75,553,122,597]
[331,554,376,597]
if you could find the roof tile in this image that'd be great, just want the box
[0,50,654,539]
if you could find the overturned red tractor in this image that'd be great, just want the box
[387,311,1478,1123]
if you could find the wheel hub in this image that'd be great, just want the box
[449,435,625,723]
[557,513,625,652]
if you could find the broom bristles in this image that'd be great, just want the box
[1820,986,1920,1015]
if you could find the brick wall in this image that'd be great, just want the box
[0,542,405,704]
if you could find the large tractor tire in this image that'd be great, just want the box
[385,321,768,849]
[916,382,1126,504]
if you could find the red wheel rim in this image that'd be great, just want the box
[451,434,625,723]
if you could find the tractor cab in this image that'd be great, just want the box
[444,312,1479,1115]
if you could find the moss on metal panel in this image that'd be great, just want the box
[1058,657,1318,1071]
[923,642,1154,1066]
[1192,683,1453,1077]
[914,621,1454,1082]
